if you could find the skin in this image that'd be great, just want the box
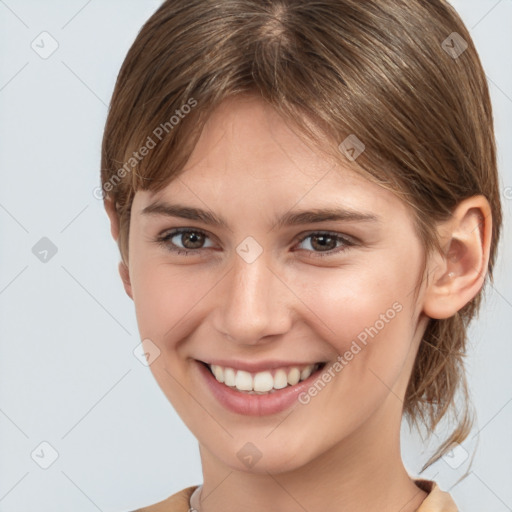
[106,95,492,512]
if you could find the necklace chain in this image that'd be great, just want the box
[189,484,203,512]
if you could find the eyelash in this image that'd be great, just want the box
[155,228,356,258]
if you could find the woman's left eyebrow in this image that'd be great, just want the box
[273,207,380,228]
[141,201,381,229]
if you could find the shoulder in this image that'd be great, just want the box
[415,479,458,512]
[130,485,199,512]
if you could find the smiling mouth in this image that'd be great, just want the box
[200,361,327,394]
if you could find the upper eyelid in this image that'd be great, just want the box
[159,227,218,244]
[158,227,356,248]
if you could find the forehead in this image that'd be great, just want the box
[181,95,336,180]
[138,95,412,225]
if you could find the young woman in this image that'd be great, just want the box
[100,1,502,510]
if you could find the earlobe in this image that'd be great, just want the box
[422,195,492,320]
[104,197,133,300]
[119,261,133,300]
[104,197,120,241]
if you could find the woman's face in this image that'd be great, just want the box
[126,95,431,473]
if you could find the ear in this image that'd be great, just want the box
[104,197,133,300]
[422,195,492,320]
[118,260,133,300]
[104,197,120,241]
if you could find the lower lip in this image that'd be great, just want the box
[196,360,325,416]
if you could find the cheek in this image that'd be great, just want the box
[293,259,418,385]
[129,262,218,413]
[298,260,410,332]
[131,260,215,343]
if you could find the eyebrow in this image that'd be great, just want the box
[141,201,380,228]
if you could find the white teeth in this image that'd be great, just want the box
[208,363,319,393]
[235,370,253,391]
[224,367,236,387]
[273,369,288,389]
[253,371,274,392]
[300,366,313,381]
[212,365,224,383]
[287,368,301,386]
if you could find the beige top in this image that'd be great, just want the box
[132,479,458,511]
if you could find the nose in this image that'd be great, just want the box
[213,251,292,345]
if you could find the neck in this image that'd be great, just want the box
[197,394,427,512]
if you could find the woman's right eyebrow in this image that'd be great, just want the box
[141,200,381,229]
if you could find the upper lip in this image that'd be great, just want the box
[198,359,326,373]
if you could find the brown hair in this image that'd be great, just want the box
[101,0,502,469]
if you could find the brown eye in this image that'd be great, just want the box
[309,234,338,251]
[296,232,355,257]
[179,231,205,249]
[157,228,214,255]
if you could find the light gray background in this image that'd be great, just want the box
[0,1,510,511]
